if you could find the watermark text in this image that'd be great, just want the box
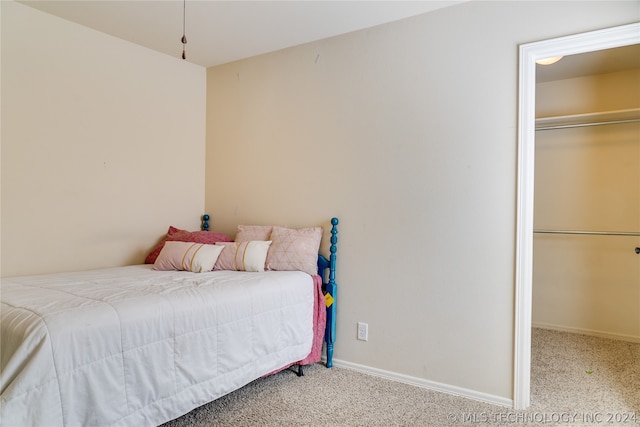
[446,411,638,424]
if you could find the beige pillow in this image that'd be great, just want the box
[266,226,322,276]
[153,241,224,273]
[234,225,273,242]
[214,241,272,272]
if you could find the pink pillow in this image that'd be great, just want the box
[145,226,233,264]
[266,226,322,276]
[214,241,272,272]
[153,241,224,273]
[234,225,273,242]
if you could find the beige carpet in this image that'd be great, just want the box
[162,329,640,426]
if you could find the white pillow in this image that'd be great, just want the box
[214,241,272,272]
[153,241,224,273]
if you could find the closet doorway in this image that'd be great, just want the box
[532,45,640,340]
[514,23,640,410]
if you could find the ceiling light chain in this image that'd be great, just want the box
[181,0,187,60]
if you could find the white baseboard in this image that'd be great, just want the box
[329,358,513,408]
[533,323,640,343]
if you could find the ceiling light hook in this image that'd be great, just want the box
[181,0,187,60]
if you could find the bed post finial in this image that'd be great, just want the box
[202,214,210,231]
[325,217,339,368]
[329,217,338,283]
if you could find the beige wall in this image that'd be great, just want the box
[537,69,640,116]
[205,1,638,402]
[1,1,206,276]
[534,69,640,340]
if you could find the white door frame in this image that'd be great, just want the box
[514,22,640,410]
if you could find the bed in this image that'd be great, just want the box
[0,217,339,426]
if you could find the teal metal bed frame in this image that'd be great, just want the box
[317,217,338,368]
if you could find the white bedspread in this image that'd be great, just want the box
[0,265,314,426]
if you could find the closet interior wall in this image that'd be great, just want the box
[533,67,640,342]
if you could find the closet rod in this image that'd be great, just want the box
[535,108,640,131]
[534,229,640,237]
[536,118,640,131]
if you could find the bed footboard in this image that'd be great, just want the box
[317,218,338,368]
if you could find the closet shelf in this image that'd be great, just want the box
[535,107,640,131]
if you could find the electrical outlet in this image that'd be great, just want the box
[357,322,368,341]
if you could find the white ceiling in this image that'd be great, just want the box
[18,0,640,80]
[19,0,466,68]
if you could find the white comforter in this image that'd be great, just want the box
[0,265,314,426]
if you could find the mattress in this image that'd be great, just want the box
[0,265,315,426]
